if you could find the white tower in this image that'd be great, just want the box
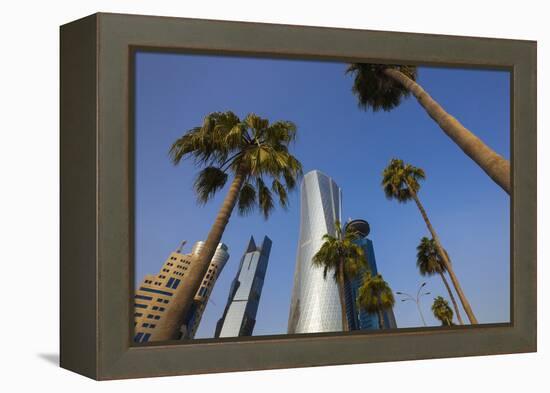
[288,170,343,334]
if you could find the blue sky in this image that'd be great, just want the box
[134,52,510,338]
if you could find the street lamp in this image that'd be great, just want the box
[396,282,431,327]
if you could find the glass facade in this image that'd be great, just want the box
[288,170,343,334]
[215,236,272,338]
[344,219,397,330]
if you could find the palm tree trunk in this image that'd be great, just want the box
[384,68,510,194]
[407,185,479,324]
[439,271,464,325]
[155,169,246,341]
[377,308,385,329]
[337,259,350,332]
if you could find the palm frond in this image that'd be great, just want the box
[237,182,257,216]
[264,121,298,145]
[381,158,425,202]
[168,127,202,164]
[224,123,248,150]
[171,110,302,217]
[416,236,446,275]
[244,113,269,137]
[271,178,288,209]
[312,220,368,284]
[346,63,417,112]
[257,177,274,219]
[193,166,228,204]
[357,273,395,314]
[431,296,454,326]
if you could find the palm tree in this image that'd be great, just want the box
[346,64,510,194]
[357,272,395,329]
[382,158,478,324]
[416,237,464,325]
[312,220,367,332]
[432,296,455,326]
[165,111,302,340]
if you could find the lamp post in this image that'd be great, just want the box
[396,282,431,327]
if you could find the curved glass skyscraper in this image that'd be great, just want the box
[288,170,343,334]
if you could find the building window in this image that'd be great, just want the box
[139,287,173,296]
[135,303,147,309]
[149,324,156,328]
[134,312,143,317]
[134,332,144,342]
[166,277,180,289]
[142,333,151,342]
[198,286,207,297]
[142,323,149,328]
[147,314,154,319]
[159,307,165,312]
[154,315,160,320]
[152,306,159,310]
[135,294,152,301]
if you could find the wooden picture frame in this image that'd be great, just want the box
[60,12,536,380]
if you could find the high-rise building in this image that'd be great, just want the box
[133,241,229,343]
[215,236,271,338]
[344,219,397,330]
[288,170,343,334]
[179,241,231,339]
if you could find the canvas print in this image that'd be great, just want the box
[132,52,510,344]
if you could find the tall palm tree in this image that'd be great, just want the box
[416,237,464,325]
[432,296,455,326]
[382,158,478,324]
[165,111,302,340]
[312,220,367,332]
[357,272,395,329]
[346,64,510,194]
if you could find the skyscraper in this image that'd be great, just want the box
[133,241,229,343]
[215,236,271,338]
[344,219,397,330]
[179,241,231,339]
[288,170,343,334]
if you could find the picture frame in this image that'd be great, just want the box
[60,12,536,380]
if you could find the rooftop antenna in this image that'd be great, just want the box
[176,240,187,253]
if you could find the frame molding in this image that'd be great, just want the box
[60,12,536,380]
